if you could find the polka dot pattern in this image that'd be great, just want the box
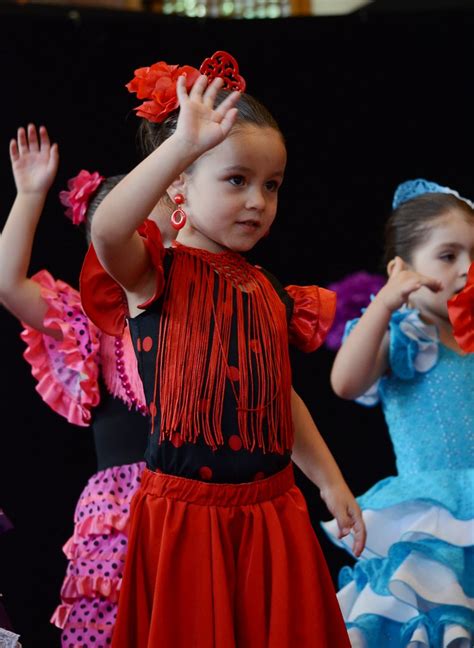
[54,462,145,647]
[142,336,153,352]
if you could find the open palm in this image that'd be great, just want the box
[10,124,59,194]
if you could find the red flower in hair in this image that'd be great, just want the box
[59,170,105,226]
[126,62,200,124]
[448,261,474,353]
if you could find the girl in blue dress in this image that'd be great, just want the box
[323,179,474,647]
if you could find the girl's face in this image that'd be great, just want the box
[409,209,474,321]
[177,124,286,253]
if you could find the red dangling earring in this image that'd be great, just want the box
[170,194,187,231]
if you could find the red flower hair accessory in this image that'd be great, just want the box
[59,170,105,226]
[126,50,246,124]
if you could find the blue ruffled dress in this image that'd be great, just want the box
[322,307,474,648]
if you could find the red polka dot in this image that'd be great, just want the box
[142,336,153,352]
[149,402,157,417]
[250,339,261,353]
[253,472,265,481]
[136,337,142,352]
[199,466,213,481]
[228,435,242,451]
[227,366,240,381]
[170,432,184,448]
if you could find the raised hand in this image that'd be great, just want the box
[377,255,443,312]
[10,124,59,195]
[174,74,240,155]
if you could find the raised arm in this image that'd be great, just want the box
[91,75,240,309]
[290,387,366,556]
[330,256,443,400]
[0,124,60,337]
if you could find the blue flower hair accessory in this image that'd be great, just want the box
[392,178,474,210]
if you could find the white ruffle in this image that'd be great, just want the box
[322,500,473,560]
[398,310,438,373]
[339,573,473,646]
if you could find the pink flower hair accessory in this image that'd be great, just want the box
[59,170,105,226]
[126,50,246,124]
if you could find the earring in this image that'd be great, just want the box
[171,193,187,231]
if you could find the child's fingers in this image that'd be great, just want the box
[188,73,209,100]
[176,74,191,105]
[39,125,50,151]
[202,75,224,108]
[9,138,19,163]
[17,127,28,155]
[49,142,59,170]
[27,123,39,151]
[349,508,366,558]
[219,107,238,137]
[336,509,354,538]
[419,274,443,292]
[214,90,241,120]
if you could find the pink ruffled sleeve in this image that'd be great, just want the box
[79,219,166,336]
[285,285,337,352]
[20,270,101,426]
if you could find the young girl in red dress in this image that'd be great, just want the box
[80,51,366,647]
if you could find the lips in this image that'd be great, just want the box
[236,219,260,229]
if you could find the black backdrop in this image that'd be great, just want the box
[0,4,473,645]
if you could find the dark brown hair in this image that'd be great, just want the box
[384,193,474,266]
[136,90,283,160]
[84,175,125,244]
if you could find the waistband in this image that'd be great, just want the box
[140,463,295,507]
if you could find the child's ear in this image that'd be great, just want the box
[387,255,410,277]
[386,258,397,277]
[167,175,186,203]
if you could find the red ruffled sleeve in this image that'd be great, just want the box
[285,285,337,352]
[448,262,474,353]
[79,219,166,336]
[20,270,101,426]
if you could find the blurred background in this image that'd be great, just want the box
[0,0,473,644]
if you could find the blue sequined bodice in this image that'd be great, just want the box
[380,345,473,475]
[345,308,474,476]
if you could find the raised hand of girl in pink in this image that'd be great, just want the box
[10,124,59,195]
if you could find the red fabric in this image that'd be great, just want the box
[285,284,337,353]
[79,220,166,336]
[111,465,350,648]
[448,261,474,352]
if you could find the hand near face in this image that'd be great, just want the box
[377,256,443,312]
[174,75,241,157]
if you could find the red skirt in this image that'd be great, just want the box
[111,463,350,648]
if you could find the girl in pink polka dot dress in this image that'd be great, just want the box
[0,124,175,648]
[80,53,366,647]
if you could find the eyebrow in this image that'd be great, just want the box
[434,242,471,251]
[221,165,285,178]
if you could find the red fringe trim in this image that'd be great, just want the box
[152,246,294,453]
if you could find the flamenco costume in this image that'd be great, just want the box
[20,270,149,648]
[322,307,474,647]
[80,220,351,648]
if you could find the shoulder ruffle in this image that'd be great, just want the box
[342,306,439,406]
[389,307,439,379]
[285,285,336,352]
[79,219,166,336]
[20,270,101,426]
[448,262,474,352]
